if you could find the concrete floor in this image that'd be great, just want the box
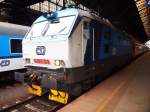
[58,52,150,112]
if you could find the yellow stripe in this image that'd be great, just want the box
[96,80,127,112]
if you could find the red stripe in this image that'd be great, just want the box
[34,59,50,64]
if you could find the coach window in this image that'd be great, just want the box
[10,39,22,53]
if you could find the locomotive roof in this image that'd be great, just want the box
[34,8,130,37]
[35,8,116,29]
[0,22,30,36]
[79,9,116,29]
[34,8,79,23]
[79,9,133,38]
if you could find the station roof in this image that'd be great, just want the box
[74,0,150,42]
[135,0,150,41]
[0,0,149,42]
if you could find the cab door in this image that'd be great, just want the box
[83,20,95,65]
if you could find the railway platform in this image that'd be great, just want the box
[58,52,150,112]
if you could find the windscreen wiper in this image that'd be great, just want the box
[41,22,50,36]
[57,26,67,34]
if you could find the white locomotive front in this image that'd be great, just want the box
[23,9,83,69]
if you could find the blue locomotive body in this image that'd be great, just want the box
[19,8,134,104]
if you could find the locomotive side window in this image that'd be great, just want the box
[118,36,121,42]
[83,21,90,39]
[10,39,22,53]
[104,30,111,40]
[104,44,110,53]
[104,30,111,53]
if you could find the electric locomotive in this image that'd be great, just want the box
[0,22,29,80]
[16,8,134,104]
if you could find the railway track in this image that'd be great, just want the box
[0,80,16,88]
[0,82,34,112]
[1,94,62,112]
[0,81,63,112]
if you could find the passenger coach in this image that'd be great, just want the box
[0,22,29,80]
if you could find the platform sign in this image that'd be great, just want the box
[147,0,150,7]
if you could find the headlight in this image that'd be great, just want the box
[55,60,60,66]
[25,58,30,64]
[54,60,65,66]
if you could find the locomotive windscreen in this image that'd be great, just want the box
[26,15,76,38]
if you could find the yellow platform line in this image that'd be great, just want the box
[96,79,128,112]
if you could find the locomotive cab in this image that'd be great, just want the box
[23,9,81,69]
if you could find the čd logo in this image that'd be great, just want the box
[36,46,46,55]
